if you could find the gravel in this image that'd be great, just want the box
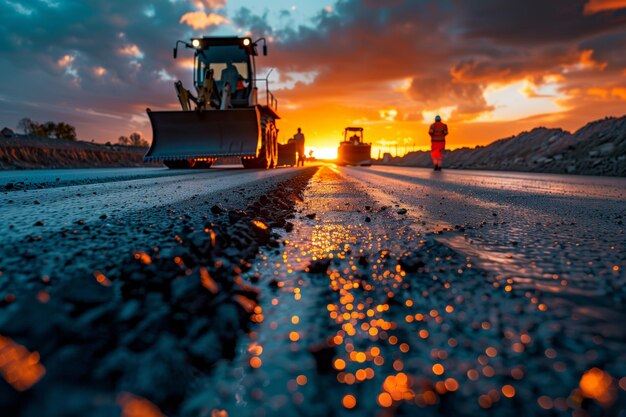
[0,167,317,416]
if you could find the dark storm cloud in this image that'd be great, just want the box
[235,0,625,121]
[232,8,274,38]
[0,0,224,139]
[0,0,624,141]
[454,0,626,44]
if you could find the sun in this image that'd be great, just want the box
[308,147,337,160]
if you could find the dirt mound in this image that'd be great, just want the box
[0,135,152,169]
[381,115,626,176]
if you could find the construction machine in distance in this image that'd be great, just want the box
[144,36,280,169]
[337,127,372,166]
[277,137,297,167]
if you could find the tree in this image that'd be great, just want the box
[17,118,34,135]
[54,122,77,140]
[129,132,148,147]
[16,118,78,140]
[41,121,57,138]
[29,122,46,137]
[118,135,130,145]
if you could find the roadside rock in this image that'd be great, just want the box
[398,252,425,272]
[59,277,114,308]
[307,258,331,274]
[186,330,221,369]
[171,272,218,316]
[0,167,319,416]
[117,335,191,407]
[210,204,225,214]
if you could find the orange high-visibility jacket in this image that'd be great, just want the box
[429,122,448,142]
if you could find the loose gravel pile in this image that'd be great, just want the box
[0,168,317,416]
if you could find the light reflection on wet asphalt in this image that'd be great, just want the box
[191,165,625,417]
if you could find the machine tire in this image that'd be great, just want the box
[241,147,269,169]
[243,117,273,169]
[269,129,278,168]
[257,146,270,169]
[164,159,195,169]
[273,130,279,167]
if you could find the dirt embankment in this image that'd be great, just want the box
[380,115,626,176]
[0,135,152,169]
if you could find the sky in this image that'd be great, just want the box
[0,0,625,159]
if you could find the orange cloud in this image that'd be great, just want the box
[578,49,608,70]
[92,66,106,77]
[379,109,398,122]
[179,11,229,29]
[584,0,626,14]
[589,87,626,100]
[119,44,143,59]
[612,88,626,100]
[57,54,74,68]
[193,0,226,9]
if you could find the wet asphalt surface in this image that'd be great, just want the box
[0,164,625,417]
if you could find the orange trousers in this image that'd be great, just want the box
[431,141,445,164]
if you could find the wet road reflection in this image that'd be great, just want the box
[363,166,626,200]
[193,166,625,417]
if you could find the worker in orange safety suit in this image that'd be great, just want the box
[428,115,448,171]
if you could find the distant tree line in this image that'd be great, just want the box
[18,117,77,141]
[16,116,149,147]
[117,132,148,147]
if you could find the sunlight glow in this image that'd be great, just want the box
[475,81,564,122]
[310,147,337,160]
[422,107,455,123]
[379,109,398,122]
[583,0,626,14]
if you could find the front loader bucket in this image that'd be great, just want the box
[144,108,261,161]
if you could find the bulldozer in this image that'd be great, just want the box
[337,127,372,166]
[144,36,280,169]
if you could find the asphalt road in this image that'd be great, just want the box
[199,165,626,417]
[1,164,624,417]
[0,166,303,240]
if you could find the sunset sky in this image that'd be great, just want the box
[1,0,625,158]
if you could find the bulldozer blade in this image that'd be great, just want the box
[144,108,261,161]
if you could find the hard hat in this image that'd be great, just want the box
[435,115,441,122]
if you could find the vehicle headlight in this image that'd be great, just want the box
[242,38,251,46]
[192,39,200,48]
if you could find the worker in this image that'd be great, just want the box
[221,61,240,99]
[294,127,305,167]
[428,115,448,171]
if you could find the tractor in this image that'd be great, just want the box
[144,36,279,169]
[337,127,372,166]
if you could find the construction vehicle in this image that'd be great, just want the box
[144,36,280,169]
[277,137,296,167]
[337,127,372,166]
